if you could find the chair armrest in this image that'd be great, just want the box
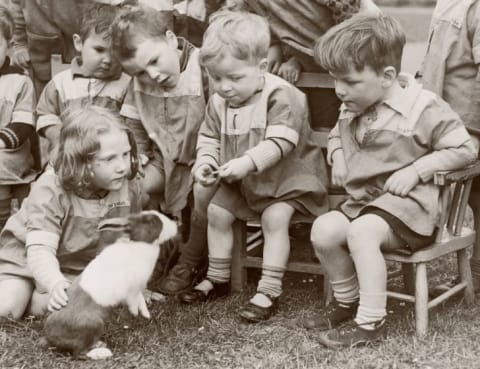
[434,161,480,186]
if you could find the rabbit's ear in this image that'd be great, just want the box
[128,212,164,243]
[98,217,129,232]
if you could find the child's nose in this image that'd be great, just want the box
[219,80,232,93]
[146,67,159,81]
[102,53,112,65]
[335,83,347,99]
[116,156,129,173]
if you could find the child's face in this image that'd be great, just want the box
[120,32,181,88]
[331,65,389,113]
[0,34,10,67]
[206,54,267,107]
[90,130,132,192]
[73,31,120,79]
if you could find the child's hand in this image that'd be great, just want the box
[384,165,420,197]
[267,45,283,74]
[278,56,302,84]
[194,164,219,186]
[218,156,255,182]
[331,149,347,187]
[136,154,149,178]
[48,279,71,312]
[12,46,30,69]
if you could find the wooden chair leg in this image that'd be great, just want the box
[415,262,428,337]
[231,219,247,292]
[458,249,475,305]
[402,263,415,295]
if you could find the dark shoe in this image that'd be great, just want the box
[178,280,229,304]
[156,262,200,295]
[317,320,386,348]
[238,294,277,323]
[296,299,358,330]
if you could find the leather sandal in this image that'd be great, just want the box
[238,293,277,323]
[178,280,229,304]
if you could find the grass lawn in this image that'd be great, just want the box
[1,250,480,369]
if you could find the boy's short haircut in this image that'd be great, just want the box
[78,2,123,41]
[0,6,14,42]
[200,10,270,67]
[110,5,174,60]
[314,14,406,74]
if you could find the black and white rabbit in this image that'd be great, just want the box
[42,210,177,358]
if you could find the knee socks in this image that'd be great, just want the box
[256,264,286,299]
[205,257,231,284]
[355,290,386,329]
[331,274,360,305]
[195,257,231,293]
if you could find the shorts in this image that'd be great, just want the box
[210,182,301,220]
[210,182,258,220]
[336,204,436,253]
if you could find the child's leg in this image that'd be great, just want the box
[311,211,358,303]
[298,211,359,329]
[254,202,295,304]
[237,202,294,322]
[158,183,217,294]
[468,189,480,289]
[204,202,236,282]
[181,202,236,299]
[347,214,404,327]
[0,185,12,230]
[0,278,34,319]
[316,214,404,347]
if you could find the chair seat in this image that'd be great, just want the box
[384,229,475,263]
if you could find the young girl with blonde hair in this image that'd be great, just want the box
[0,105,142,320]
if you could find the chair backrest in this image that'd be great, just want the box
[296,72,335,148]
[434,164,480,241]
[51,54,70,76]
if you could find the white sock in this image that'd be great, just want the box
[249,293,272,308]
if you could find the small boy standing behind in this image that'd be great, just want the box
[111,6,216,294]
[420,0,480,289]
[36,3,130,162]
[304,15,477,347]
[0,6,36,230]
[178,11,328,322]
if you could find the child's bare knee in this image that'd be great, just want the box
[311,217,342,252]
[261,210,290,233]
[207,203,233,228]
[0,279,33,319]
[0,303,26,320]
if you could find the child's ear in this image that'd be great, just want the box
[165,30,178,50]
[381,66,397,88]
[72,34,83,53]
[259,58,268,73]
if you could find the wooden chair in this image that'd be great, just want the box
[230,71,479,337]
[383,164,480,336]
